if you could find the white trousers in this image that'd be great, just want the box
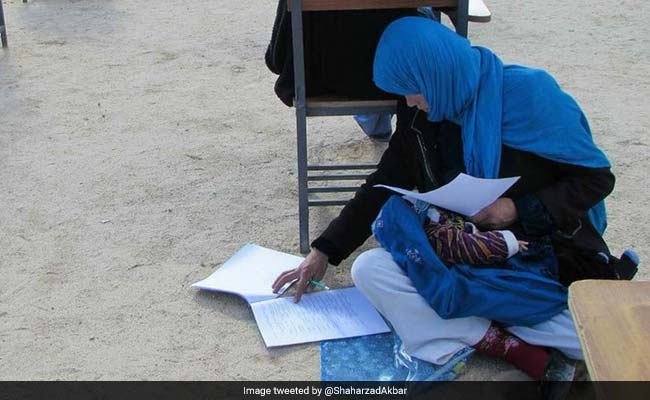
[351,248,584,365]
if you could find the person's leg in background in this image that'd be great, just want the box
[351,7,440,142]
[353,114,393,141]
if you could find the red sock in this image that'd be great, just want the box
[473,323,550,380]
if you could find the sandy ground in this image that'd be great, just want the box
[0,0,648,381]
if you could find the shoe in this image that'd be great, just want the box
[613,250,639,280]
[367,132,392,142]
[539,349,576,400]
[573,361,589,381]
[596,250,639,280]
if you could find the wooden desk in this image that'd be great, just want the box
[568,280,650,381]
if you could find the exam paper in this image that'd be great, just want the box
[191,243,303,303]
[250,287,390,347]
[375,173,519,216]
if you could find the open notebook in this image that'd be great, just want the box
[192,244,389,347]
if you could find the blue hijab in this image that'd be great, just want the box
[373,17,610,233]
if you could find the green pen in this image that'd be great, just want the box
[309,279,330,290]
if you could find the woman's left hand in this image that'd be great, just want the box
[470,198,518,230]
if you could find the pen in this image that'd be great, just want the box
[276,279,298,297]
[309,279,330,290]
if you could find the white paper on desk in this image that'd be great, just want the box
[251,287,390,347]
[191,243,303,303]
[375,173,519,216]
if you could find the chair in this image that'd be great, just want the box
[287,1,475,253]
[1,0,8,48]
[0,0,28,48]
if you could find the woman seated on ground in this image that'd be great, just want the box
[273,16,636,387]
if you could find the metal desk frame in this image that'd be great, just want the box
[288,0,469,253]
[1,1,28,48]
[1,0,8,48]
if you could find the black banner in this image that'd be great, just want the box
[1,381,649,400]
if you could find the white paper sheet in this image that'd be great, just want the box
[191,243,303,303]
[250,287,390,347]
[375,173,519,216]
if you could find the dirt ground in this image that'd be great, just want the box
[0,0,648,380]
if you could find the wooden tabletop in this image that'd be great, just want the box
[568,280,650,381]
[288,1,492,22]
[288,1,457,11]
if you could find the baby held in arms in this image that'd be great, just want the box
[423,205,528,266]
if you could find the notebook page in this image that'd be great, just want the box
[251,287,390,347]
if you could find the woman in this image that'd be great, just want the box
[273,17,633,382]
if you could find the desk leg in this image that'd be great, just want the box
[1,1,8,48]
[456,0,469,38]
[291,0,310,254]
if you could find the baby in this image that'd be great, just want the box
[423,205,528,266]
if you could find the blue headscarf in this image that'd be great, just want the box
[373,17,610,233]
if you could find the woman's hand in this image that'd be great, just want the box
[271,248,329,303]
[470,198,518,230]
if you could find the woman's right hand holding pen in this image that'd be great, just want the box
[272,248,329,303]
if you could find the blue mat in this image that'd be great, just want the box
[320,332,474,381]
